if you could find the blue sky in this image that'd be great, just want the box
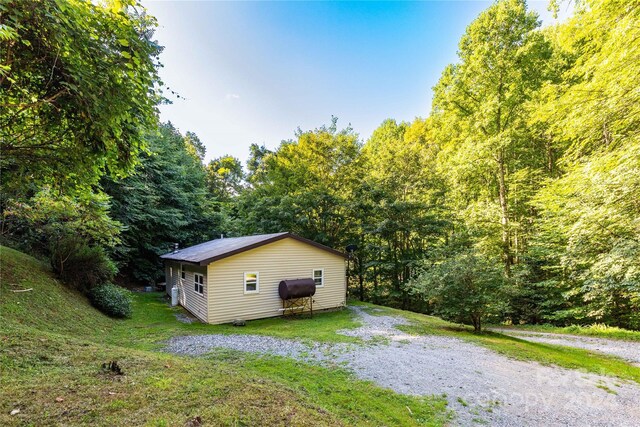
[143,1,571,163]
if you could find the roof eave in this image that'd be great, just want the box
[159,255,201,265]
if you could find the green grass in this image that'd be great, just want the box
[0,323,448,426]
[351,301,458,335]
[0,246,450,426]
[104,292,362,351]
[207,350,448,426]
[0,246,361,350]
[0,246,114,337]
[451,330,640,383]
[3,243,638,426]
[456,397,468,407]
[490,323,640,341]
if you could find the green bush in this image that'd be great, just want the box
[90,284,133,318]
[51,237,117,292]
[409,249,506,332]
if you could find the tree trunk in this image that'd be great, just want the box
[358,256,365,302]
[471,314,482,333]
[373,264,379,304]
[546,135,554,175]
[497,150,512,276]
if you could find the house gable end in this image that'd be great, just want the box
[198,233,346,265]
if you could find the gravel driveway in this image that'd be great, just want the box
[165,307,640,426]
[489,328,640,366]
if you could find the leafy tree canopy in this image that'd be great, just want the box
[0,0,162,194]
[104,123,221,283]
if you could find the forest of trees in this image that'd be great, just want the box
[1,0,638,330]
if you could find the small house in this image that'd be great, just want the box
[160,232,347,324]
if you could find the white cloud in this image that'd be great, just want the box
[225,93,240,100]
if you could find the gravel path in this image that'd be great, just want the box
[490,328,640,366]
[165,307,640,426]
[165,333,346,360]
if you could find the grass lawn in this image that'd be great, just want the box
[105,292,362,351]
[1,322,449,427]
[0,246,450,426]
[488,323,640,342]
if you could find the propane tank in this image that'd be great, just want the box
[171,285,179,306]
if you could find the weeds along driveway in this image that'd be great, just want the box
[165,307,640,427]
[489,328,640,366]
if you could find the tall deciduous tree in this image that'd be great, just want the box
[206,155,245,202]
[360,118,449,308]
[529,0,640,329]
[184,131,206,162]
[0,0,162,193]
[238,118,363,249]
[432,0,552,275]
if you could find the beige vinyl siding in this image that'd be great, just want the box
[207,237,346,324]
[166,261,208,322]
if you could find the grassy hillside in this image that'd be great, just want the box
[0,246,113,337]
[0,246,449,426]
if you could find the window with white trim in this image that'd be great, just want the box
[194,273,204,295]
[313,269,324,287]
[244,272,259,294]
[181,264,185,280]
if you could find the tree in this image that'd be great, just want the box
[532,148,640,329]
[184,131,206,162]
[103,123,221,283]
[2,187,120,290]
[432,0,552,275]
[206,155,245,202]
[0,0,162,194]
[245,143,273,186]
[237,118,363,249]
[410,245,506,332]
[358,118,449,308]
[526,0,640,329]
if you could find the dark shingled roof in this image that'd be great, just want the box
[160,232,346,265]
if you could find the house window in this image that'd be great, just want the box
[313,269,324,287]
[194,273,204,295]
[244,272,259,294]
[181,265,185,280]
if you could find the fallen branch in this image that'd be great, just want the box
[11,288,33,293]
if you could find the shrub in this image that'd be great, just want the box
[410,249,506,332]
[90,284,133,318]
[51,238,117,292]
